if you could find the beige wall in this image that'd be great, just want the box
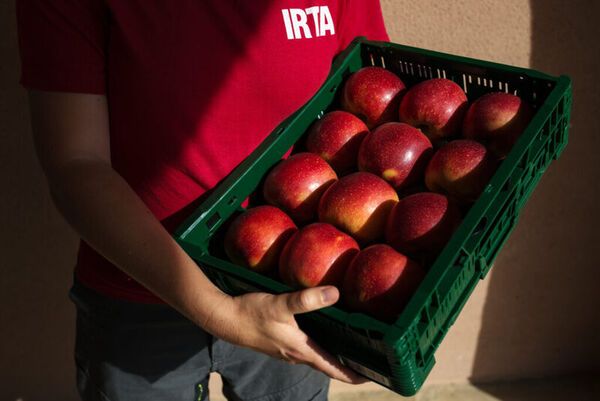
[1,1,598,400]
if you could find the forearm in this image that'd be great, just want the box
[27,91,362,383]
[47,158,230,331]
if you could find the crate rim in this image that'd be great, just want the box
[175,37,571,248]
[175,35,571,331]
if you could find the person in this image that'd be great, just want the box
[16,1,389,400]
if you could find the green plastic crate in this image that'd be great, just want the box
[175,37,572,396]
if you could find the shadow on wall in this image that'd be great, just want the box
[470,0,600,388]
[0,2,273,401]
[0,3,79,401]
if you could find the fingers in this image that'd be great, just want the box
[268,288,368,383]
[278,286,340,315]
[300,337,367,384]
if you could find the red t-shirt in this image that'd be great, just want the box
[17,0,389,303]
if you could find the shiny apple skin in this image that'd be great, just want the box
[358,122,433,190]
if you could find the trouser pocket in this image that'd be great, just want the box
[69,282,213,401]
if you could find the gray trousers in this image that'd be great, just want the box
[69,281,330,401]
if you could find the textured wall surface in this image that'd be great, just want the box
[1,2,80,401]
[1,1,598,400]
[384,0,532,66]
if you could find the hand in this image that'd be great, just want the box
[205,286,367,384]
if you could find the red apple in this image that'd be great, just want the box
[463,92,534,159]
[263,152,337,224]
[318,172,399,244]
[224,206,297,273]
[425,140,497,202]
[386,192,461,255]
[399,78,468,140]
[341,66,406,128]
[279,223,359,288]
[358,122,433,190]
[306,111,369,174]
[343,244,425,321]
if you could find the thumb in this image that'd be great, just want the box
[280,286,340,315]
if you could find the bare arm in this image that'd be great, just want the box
[29,91,364,383]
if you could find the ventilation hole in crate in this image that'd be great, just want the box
[532,92,537,101]
[457,249,470,266]
[369,53,375,66]
[518,152,529,168]
[442,69,447,79]
[513,89,518,96]
[431,291,440,309]
[419,308,429,324]
[416,350,425,367]
[558,98,565,114]
[472,217,488,236]
[380,56,386,68]
[417,64,422,77]
[504,83,510,93]
[483,78,488,87]
[489,79,493,88]
[477,76,481,86]
[462,74,468,94]
[206,212,221,231]
[468,75,472,84]
[410,63,415,76]
[436,68,442,78]
[538,126,547,141]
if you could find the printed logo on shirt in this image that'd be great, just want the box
[281,6,335,39]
